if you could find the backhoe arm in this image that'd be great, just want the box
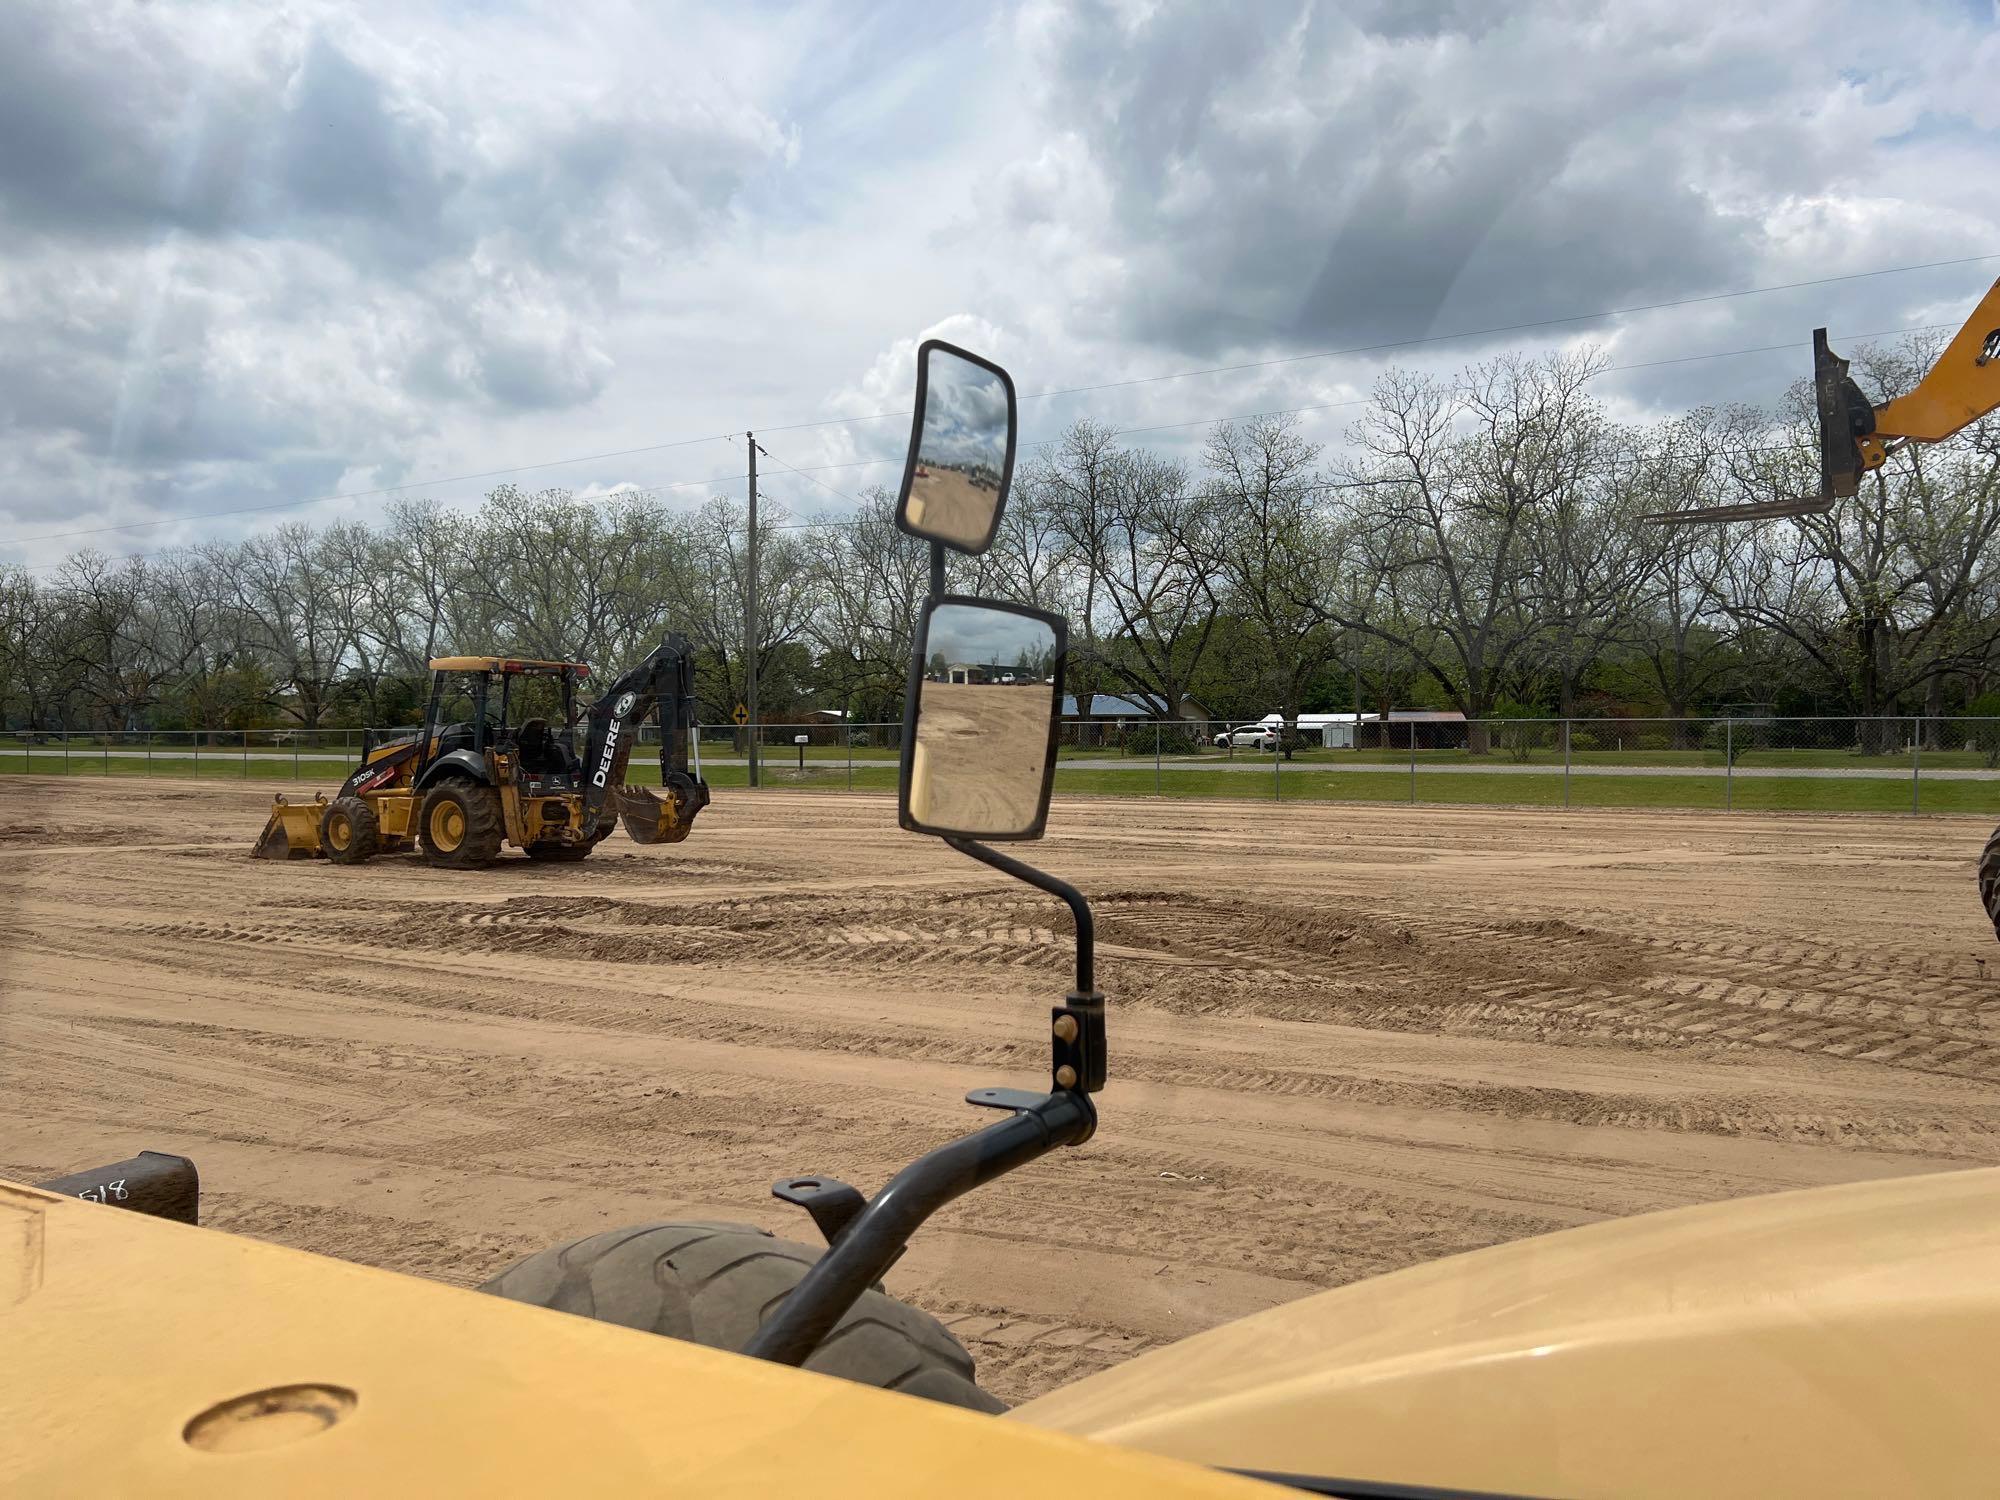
[579,634,711,845]
[1845,275,2000,479]
[1652,275,2000,524]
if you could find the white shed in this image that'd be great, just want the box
[1295,712,1381,749]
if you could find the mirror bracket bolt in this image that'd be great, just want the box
[1052,991,1107,1095]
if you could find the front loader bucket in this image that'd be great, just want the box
[617,774,710,846]
[252,794,325,860]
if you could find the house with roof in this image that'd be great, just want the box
[1060,691,1211,747]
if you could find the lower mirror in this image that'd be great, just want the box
[900,597,1066,841]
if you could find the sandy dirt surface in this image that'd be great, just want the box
[5,776,2000,1403]
[905,466,996,548]
[911,679,1053,833]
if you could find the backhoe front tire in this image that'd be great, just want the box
[477,1220,1003,1413]
[320,796,380,865]
[418,780,503,869]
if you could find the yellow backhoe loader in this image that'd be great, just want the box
[251,637,709,868]
[10,339,1997,1500]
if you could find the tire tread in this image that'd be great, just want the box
[478,1220,1002,1412]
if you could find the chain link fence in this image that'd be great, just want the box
[7,717,2000,815]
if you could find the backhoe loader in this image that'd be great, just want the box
[10,340,1999,1500]
[251,636,710,868]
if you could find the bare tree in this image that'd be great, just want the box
[1718,340,2000,745]
[226,524,352,727]
[1620,411,1757,739]
[1039,421,1218,719]
[1336,350,1606,747]
[663,495,817,722]
[0,568,75,729]
[1199,414,1344,720]
[801,489,929,722]
[50,554,179,730]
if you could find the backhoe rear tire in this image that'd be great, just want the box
[418,779,503,869]
[477,1220,1003,1413]
[1978,824,2000,941]
[320,796,380,865]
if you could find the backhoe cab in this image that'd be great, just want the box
[1650,274,2000,523]
[253,637,709,868]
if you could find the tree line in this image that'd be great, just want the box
[5,336,1999,742]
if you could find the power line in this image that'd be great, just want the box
[749,439,868,508]
[6,251,1986,552]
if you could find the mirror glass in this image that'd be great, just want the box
[900,345,1013,552]
[904,602,1062,840]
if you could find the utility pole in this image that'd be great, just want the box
[746,431,765,788]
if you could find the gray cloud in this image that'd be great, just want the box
[0,1,792,549]
[3,0,1997,567]
[1007,0,1990,361]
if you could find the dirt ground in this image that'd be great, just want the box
[5,776,2000,1404]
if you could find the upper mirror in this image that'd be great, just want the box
[900,597,1065,841]
[896,340,1017,555]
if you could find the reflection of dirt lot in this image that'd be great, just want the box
[6,778,2000,1404]
[907,466,994,542]
[911,680,1050,832]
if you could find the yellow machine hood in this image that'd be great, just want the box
[1014,1166,2000,1498]
[0,1181,1267,1500]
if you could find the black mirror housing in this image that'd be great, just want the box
[894,340,1018,556]
[898,594,1066,842]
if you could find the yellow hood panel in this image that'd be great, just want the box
[1014,1167,2000,1498]
[0,1182,1267,1500]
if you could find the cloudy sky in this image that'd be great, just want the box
[3,0,1998,570]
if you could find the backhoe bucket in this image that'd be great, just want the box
[617,774,710,845]
[252,795,324,860]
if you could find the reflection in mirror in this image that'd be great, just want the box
[905,601,1062,841]
[900,344,1014,553]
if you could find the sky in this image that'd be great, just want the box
[916,351,1010,470]
[3,0,1999,571]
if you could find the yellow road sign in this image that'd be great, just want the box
[733,703,749,725]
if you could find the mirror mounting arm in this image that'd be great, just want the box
[944,836,1104,1094]
[945,836,1093,992]
[745,1089,1095,1369]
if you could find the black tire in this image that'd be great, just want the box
[417,779,504,869]
[320,795,381,865]
[477,1220,1003,1413]
[1978,824,2000,941]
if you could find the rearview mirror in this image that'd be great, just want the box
[900,596,1064,841]
[896,340,1017,555]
